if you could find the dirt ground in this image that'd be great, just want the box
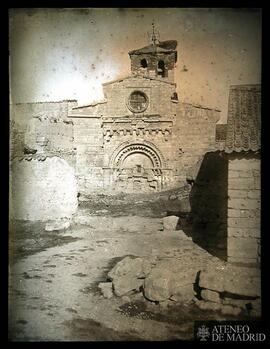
[9,198,252,341]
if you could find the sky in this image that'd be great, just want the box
[9,8,261,123]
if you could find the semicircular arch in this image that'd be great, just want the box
[109,141,166,169]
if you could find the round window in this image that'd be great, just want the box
[128,91,148,113]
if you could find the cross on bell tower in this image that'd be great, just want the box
[149,21,160,46]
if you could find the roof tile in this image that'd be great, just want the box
[224,85,261,153]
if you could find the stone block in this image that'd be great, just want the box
[238,170,254,178]
[228,236,259,259]
[228,198,260,210]
[228,209,258,218]
[228,227,260,238]
[254,176,261,189]
[229,170,240,178]
[228,178,255,190]
[196,300,221,312]
[222,297,258,309]
[229,158,260,171]
[221,305,242,316]
[228,190,247,199]
[227,256,258,265]
[199,264,261,297]
[228,218,260,229]
[201,289,221,303]
[163,215,179,230]
[247,190,260,199]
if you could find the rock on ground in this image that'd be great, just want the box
[45,220,70,231]
[108,256,152,280]
[113,277,143,297]
[98,282,113,299]
[144,274,171,301]
[163,216,179,230]
[107,256,154,297]
[168,284,194,303]
[143,259,198,302]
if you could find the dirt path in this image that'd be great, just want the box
[9,207,247,341]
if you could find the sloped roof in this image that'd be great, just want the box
[102,74,175,86]
[224,85,261,153]
[129,40,177,55]
[216,124,227,142]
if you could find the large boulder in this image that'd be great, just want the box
[108,256,152,280]
[144,273,171,301]
[143,259,198,302]
[113,277,143,297]
[108,256,153,297]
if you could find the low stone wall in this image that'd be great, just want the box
[10,156,78,221]
[98,250,261,318]
[227,155,261,265]
[196,263,261,317]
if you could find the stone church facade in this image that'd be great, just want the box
[10,37,221,200]
[67,39,220,196]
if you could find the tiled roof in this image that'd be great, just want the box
[129,40,177,55]
[216,124,227,142]
[224,85,261,153]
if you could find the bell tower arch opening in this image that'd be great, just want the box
[140,58,148,68]
[157,60,166,78]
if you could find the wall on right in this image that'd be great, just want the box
[227,154,261,265]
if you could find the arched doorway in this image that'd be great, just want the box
[109,142,165,193]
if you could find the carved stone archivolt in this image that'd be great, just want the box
[109,141,166,170]
[108,142,165,193]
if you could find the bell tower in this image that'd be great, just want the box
[128,23,177,82]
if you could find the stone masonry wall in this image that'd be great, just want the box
[227,156,261,265]
[173,103,220,184]
[130,52,176,82]
[10,101,78,221]
[73,117,104,195]
[103,76,176,118]
[10,96,220,198]
[10,101,77,167]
